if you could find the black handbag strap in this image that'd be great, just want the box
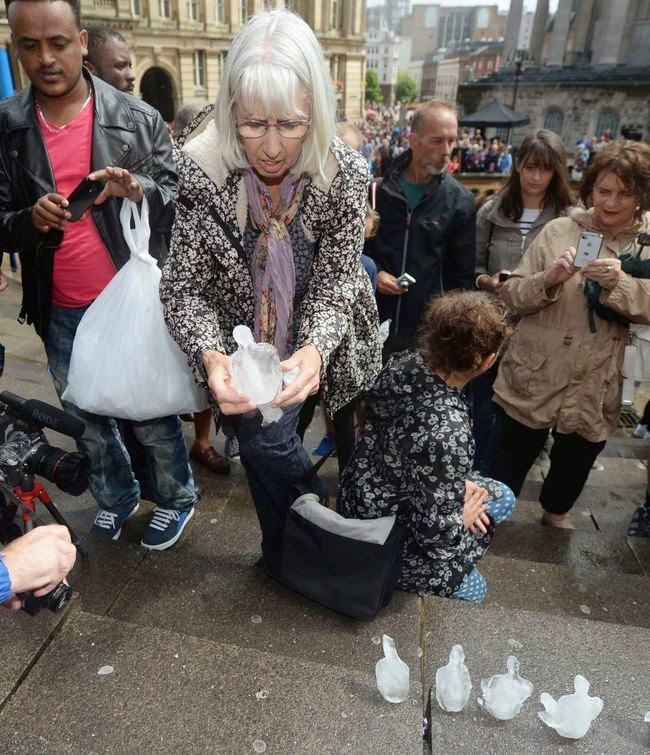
[300,443,337,481]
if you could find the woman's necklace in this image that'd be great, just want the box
[36,88,93,135]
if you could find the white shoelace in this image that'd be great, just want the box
[94,510,119,530]
[149,508,180,532]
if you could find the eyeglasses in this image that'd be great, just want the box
[235,119,312,139]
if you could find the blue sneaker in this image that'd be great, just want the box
[90,502,140,541]
[141,506,195,550]
[312,432,336,457]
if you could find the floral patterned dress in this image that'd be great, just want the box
[338,350,500,596]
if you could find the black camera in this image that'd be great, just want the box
[0,391,89,496]
[21,581,73,616]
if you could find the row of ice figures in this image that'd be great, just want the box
[436,645,601,739]
[374,637,608,740]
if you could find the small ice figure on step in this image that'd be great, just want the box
[376,634,409,703]
[477,655,533,720]
[229,325,283,424]
[538,674,603,739]
[435,644,472,712]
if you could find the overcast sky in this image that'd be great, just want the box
[367,1,560,12]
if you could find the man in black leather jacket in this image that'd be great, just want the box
[368,101,476,356]
[0,0,198,550]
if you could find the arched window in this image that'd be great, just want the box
[595,109,620,139]
[543,107,564,135]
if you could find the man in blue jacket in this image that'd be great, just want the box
[369,100,477,356]
[0,0,197,550]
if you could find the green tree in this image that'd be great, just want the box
[395,71,417,104]
[365,69,383,105]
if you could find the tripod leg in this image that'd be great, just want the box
[40,499,87,556]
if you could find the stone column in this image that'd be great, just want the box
[546,0,572,66]
[529,0,549,66]
[567,0,594,66]
[591,0,633,66]
[502,0,523,67]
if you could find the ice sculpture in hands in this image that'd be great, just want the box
[538,675,603,739]
[376,635,410,703]
[435,644,472,712]
[477,655,533,720]
[229,325,283,424]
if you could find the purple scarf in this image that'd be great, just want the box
[243,169,306,359]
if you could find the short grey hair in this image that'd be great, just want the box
[411,100,458,134]
[213,9,337,180]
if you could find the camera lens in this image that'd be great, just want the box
[29,444,90,495]
[45,582,73,612]
[21,582,73,616]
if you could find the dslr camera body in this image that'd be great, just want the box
[0,391,89,499]
[0,392,88,616]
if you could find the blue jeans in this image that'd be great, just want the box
[222,402,326,559]
[45,304,197,514]
[360,254,377,292]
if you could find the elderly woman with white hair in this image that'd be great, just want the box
[160,10,381,564]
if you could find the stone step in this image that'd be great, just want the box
[0,610,423,753]
[422,599,649,755]
[480,553,649,629]
[488,519,646,575]
[0,595,74,705]
[105,501,423,682]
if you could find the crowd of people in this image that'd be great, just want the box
[360,104,623,182]
[0,3,649,613]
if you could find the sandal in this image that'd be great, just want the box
[189,444,230,475]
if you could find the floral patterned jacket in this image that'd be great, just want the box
[160,122,381,416]
[338,350,497,596]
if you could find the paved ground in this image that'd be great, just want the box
[0,272,647,754]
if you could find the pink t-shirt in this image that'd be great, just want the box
[38,97,116,307]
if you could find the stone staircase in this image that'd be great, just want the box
[0,275,647,753]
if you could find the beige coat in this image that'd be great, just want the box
[493,208,650,442]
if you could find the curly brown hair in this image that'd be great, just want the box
[580,141,650,220]
[419,291,512,375]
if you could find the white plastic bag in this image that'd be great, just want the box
[62,198,206,420]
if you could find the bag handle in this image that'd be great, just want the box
[120,196,154,263]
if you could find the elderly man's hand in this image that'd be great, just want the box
[2,525,76,610]
[377,271,407,296]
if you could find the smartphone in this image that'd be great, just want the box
[65,149,134,222]
[66,176,105,222]
[573,232,604,268]
[498,271,511,282]
[396,272,416,289]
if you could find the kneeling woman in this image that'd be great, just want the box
[338,292,515,603]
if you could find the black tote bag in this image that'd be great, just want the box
[275,505,406,621]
